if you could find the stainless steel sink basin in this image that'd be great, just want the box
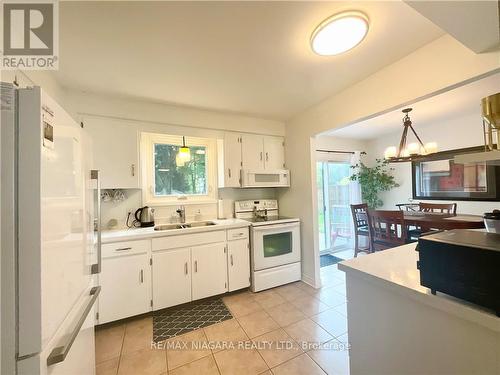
[154,221,217,231]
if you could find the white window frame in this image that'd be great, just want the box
[141,132,217,206]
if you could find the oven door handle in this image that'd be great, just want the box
[252,222,299,232]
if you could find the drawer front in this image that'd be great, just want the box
[152,230,226,251]
[102,239,151,259]
[227,227,249,241]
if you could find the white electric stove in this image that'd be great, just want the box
[235,200,301,292]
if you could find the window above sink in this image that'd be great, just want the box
[141,132,217,206]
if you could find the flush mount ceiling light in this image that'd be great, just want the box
[311,11,369,56]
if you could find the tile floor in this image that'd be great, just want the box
[95,264,349,375]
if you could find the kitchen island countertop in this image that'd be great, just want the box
[338,243,499,332]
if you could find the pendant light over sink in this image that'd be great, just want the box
[311,11,369,56]
[176,136,191,167]
[384,108,438,163]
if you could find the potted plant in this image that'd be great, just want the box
[350,158,399,209]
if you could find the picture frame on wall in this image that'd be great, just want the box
[412,146,500,201]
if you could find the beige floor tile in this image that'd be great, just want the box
[291,295,330,317]
[223,291,255,305]
[168,355,220,375]
[252,328,303,368]
[225,297,263,318]
[203,319,249,352]
[264,302,306,327]
[320,274,345,288]
[308,340,350,375]
[237,310,279,339]
[96,357,119,375]
[284,319,333,348]
[166,329,212,370]
[122,317,153,355]
[270,353,326,375]
[295,282,320,295]
[311,309,348,338]
[117,347,166,375]
[95,324,125,363]
[251,289,286,309]
[332,302,348,317]
[274,284,309,301]
[214,347,268,375]
[329,281,346,296]
[314,287,346,307]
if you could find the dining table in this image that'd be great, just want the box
[403,211,485,230]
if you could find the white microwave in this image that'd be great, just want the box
[240,169,290,188]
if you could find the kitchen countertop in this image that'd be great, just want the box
[101,218,250,243]
[338,243,499,332]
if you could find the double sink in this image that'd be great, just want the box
[154,220,217,231]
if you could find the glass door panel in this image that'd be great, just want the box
[317,160,352,253]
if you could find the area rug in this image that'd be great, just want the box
[320,254,344,268]
[152,297,232,342]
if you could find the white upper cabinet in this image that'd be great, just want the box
[264,136,285,170]
[83,117,140,189]
[218,132,242,188]
[241,133,265,170]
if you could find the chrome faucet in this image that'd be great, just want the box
[176,205,186,223]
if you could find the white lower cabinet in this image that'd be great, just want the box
[98,227,250,323]
[99,253,151,324]
[192,243,228,300]
[227,239,251,292]
[152,247,192,310]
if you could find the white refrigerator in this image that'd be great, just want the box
[1,83,101,375]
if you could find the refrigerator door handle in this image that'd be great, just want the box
[91,170,102,274]
[46,286,101,366]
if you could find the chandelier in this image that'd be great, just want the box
[384,108,437,162]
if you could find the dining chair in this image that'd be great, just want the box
[368,210,407,251]
[396,203,420,211]
[407,202,458,241]
[419,202,457,214]
[350,203,373,257]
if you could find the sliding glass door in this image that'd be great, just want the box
[317,160,352,254]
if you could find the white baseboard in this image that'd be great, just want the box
[301,273,320,288]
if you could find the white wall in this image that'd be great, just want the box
[67,91,286,229]
[280,35,500,287]
[366,109,500,215]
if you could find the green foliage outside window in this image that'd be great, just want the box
[154,143,207,196]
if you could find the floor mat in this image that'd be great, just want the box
[320,254,344,268]
[152,297,233,342]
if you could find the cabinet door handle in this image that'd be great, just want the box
[194,260,198,273]
[260,152,263,161]
[184,262,188,275]
[131,164,135,177]
[230,254,234,266]
[140,269,144,283]
[228,168,231,178]
[266,152,269,161]
[115,247,132,252]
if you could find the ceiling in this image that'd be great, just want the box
[406,0,500,53]
[54,1,443,120]
[326,72,500,140]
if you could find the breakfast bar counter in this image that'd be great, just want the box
[338,244,499,375]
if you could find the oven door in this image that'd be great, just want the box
[251,222,301,271]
